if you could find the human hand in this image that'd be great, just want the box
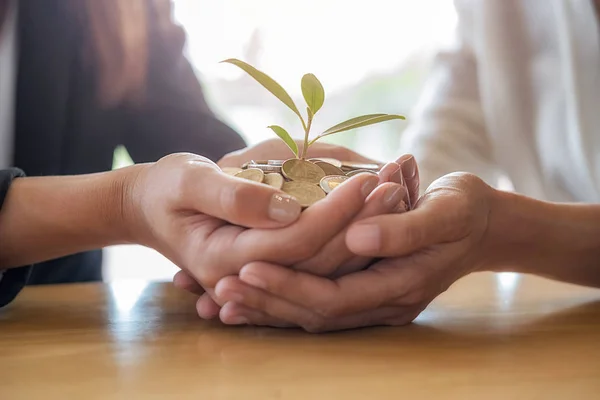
[218,140,416,278]
[218,138,379,168]
[173,154,418,320]
[128,153,399,319]
[173,151,418,297]
[214,172,494,331]
[290,154,420,278]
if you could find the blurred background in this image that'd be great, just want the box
[105,0,458,282]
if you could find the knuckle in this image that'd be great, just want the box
[402,287,428,306]
[403,224,424,250]
[399,275,429,306]
[157,152,188,165]
[175,160,213,200]
[177,166,195,193]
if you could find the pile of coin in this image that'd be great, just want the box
[221,158,383,208]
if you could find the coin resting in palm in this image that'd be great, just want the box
[223,158,382,207]
[221,58,406,207]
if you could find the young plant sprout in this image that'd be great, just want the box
[221,59,406,159]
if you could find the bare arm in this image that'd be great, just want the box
[0,166,137,269]
[486,189,600,287]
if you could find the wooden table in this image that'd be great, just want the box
[1,272,600,399]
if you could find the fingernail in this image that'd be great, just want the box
[348,224,381,253]
[227,315,248,325]
[378,162,400,182]
[401,156,417,179]
[240,271,267,290]
[269,194,301,223]
[390,167,405,186]
[361,177,378,197]
[384,185,404,207]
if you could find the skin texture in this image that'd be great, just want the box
[0,153,302,269]
[212,172,600,332]
[3,140,599,331]
[172,139,414,318]
[0,142,409,322]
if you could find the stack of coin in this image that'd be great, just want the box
[221,158,383,208]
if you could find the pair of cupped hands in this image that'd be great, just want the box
[128,139,493,332]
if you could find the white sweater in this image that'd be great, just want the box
[401,0,600,202]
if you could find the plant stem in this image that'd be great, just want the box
[300,112,313,159]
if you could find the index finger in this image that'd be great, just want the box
[238,258,409,317]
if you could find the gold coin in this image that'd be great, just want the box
[281,159,326,184]
[319,175,349,194]
[314,161,346,176]
[346,169,379,177]
[308,157,342,168]
[221,167,243,176]
[341,161,382,172]
[234,168,265,182]
[282,181,326,208]
[264,173,284,190]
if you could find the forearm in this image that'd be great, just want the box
[0,166,142,269]
[485,189,600,287]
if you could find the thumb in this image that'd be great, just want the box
[345,198,453,257]
[182,162,302,228]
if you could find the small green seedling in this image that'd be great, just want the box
[221,59,406,159]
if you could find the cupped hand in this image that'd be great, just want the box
[173,154,419,321]
[291,154,420,278]
[214,172,494,331]
[128,153,399,320]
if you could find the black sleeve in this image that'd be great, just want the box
[0,168,32,308]
[122,1,247,164]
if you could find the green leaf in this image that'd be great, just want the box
[301,73,325,115]
[318,114,406,138]
[320,114,386,135]
[267,125,298,157]
[221,59,304,124]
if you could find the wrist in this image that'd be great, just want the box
[108,163,149,246]
[481,189,600,282]
[0,164,148,268]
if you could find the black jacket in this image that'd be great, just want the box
[12,0,246,285]
[0,169,29,307]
